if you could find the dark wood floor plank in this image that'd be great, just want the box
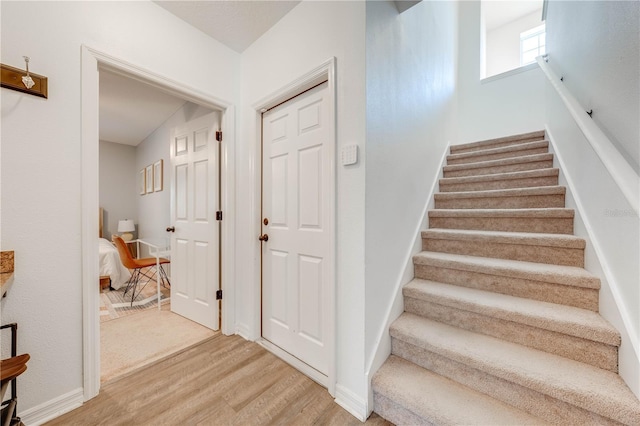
[45,335,393,425]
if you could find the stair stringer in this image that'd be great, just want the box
[364,142,450,416]
[547,127,640,399]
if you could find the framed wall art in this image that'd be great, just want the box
[145,165,153,194]
[139,169,146,195]
[153,159,163,192]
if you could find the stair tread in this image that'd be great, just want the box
[444,153,553,172]
[435,186,565,200]
[451,130,546,153]
[429,208,574,218]
[373,355,547,425]
[447,140,549,161]
[404,279,620,345]
[413,251,600,289]
[440,168,559,185]
[422,228,585,249]
[391,314,640,425]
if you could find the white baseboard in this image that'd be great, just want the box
[20,387,83,426]
[235,323,251,340]
[335,384,368,422]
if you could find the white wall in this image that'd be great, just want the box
[364,0,458,396]
[0,0,239,416]
[543,0,640,398]
[545,0,640,172]
[136,102,215,244]
[99,141,138,240]
[485,10,543,77]
[545,88,640,398]
[237,0,367,415]
[457,0,545,143]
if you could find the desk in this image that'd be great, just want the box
[134,238,170,311]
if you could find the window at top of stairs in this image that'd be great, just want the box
[481,0,545,79]
[520,24,546,66]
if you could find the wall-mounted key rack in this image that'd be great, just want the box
[1,57,48,99]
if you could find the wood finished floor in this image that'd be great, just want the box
[46,334,393,425]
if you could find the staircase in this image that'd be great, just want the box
[372,131,640,425]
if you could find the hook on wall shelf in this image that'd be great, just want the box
[1,58,48,99]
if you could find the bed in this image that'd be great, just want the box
[99,238,131,290]
[99,208,131,290]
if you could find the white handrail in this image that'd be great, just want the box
[536,56,639,213]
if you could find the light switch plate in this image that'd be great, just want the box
[341,144,358,166]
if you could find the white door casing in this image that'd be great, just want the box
[261,81,332,376]
[170,111,220,330]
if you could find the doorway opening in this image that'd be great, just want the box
[82,46,236,400]
[98,69,221,382]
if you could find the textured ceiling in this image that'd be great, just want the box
[99,70,186,146]
[154,0,301,53]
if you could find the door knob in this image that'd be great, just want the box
[258,233,269,242]
[166,226,175,233]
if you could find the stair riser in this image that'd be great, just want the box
[435,193,565,209]
[404,297,618,372]
[451,138,546,156]
[373,393,428,426]
[428,216,574,234]
[391,339,619,426]
[450,132,546,155]
[447,147,549,165]
[422,238,584,267]
[414,264,599,311]
[439,175,558,192]
[443,159,553,178]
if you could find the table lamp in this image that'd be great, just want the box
[118,219,135,241]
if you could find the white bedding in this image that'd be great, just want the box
[99,238,131,290]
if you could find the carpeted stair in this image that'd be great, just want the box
[372,130,640,425]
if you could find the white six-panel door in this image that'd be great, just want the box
[170,112,220,330]
[261,82,332,375]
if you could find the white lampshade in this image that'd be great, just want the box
[118,219,135,233]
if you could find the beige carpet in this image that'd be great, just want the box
[372,130,640,425]
[101,303,217,383]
